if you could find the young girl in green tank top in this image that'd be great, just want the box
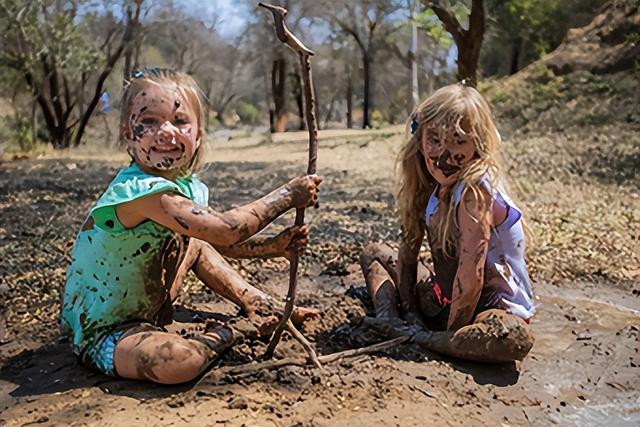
[60,68,322,384]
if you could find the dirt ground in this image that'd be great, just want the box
[1,124,639,426]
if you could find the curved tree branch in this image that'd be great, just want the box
[259,2,320,368]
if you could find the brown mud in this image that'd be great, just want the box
[1,125,639,426]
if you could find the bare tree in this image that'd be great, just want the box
[0,0,133,148]
[409,0,420,108]
[421,0,485,85]
[321,0,402,128]
[122,0,148,84]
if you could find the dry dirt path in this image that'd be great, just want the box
[1,127,638,426]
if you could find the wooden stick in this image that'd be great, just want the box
[259,2,319,363]
[287,319,323,369]
[204,336,409,381]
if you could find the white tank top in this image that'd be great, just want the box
[425,176,536,320]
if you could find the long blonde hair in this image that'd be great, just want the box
[119,68,207,177]
[396,83,502,256]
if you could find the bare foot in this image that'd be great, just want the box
[291,306,319,326]
[247,312,279,337]
[246,303,319,337]
[195,321,240,353]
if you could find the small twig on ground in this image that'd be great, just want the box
[286,319,322,369]
[202,336,408,382]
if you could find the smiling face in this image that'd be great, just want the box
[123,83,201,173]
[419,122,477,187]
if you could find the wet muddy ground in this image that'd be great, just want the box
[1,125,639,426]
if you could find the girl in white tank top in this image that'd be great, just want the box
[360,82,535,363]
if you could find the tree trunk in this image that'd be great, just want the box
[30,98,38,149]
[509,36,522,75]
[202,79,213,130]
[323,91,337,129]
[424,0,485,86]
[73,42,126,147]
[122,1,142,83]
[263,68,273,143]
[410,8,419,109]
[346,73,353,129]
[123,6,134,82]
[271,56,288,133]
[362,50,372,128]
[293,70,305,130]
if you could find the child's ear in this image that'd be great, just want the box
[195,128,203,147]
[122,126,132,141]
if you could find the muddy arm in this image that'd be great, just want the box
[152,188,293,246]
[214,225,307,260]
[118,176,319,247]
[214,236,285,259]
[447,190,491,330]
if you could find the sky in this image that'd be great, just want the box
[184,1,252,39]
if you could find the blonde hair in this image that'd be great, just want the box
[396,83,502,256]
[119,68,207,177]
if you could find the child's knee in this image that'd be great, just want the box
[360,242,391,267]
[157,342,209,384]
[125,339,208,384]
[360,242,378,266]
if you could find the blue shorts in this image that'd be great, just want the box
[79,329,126,376]
[78,323,162,377]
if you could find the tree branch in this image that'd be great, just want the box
[421,0,464,44]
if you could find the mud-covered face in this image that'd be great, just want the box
[420,123,476,187]
[124,84,200,172]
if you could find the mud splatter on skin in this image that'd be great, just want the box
[422,124,476,179]
[174,216,190,230]
[429,150,462,177]
[134,332,155,347]
[216,226,308,259]
[125,87,197,172]
[131,123,147,142]
[136,352,160,381]
[156,341,178,363]
[205,207,242,230]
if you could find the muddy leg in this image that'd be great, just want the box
[414,309,535,363]
[113,324,235,384]
[168,238,203,301]
[168,238,267,313]
[192,240,265,308]
[360,243,400,319]
[187,239,316,333]
[360,243,432,320]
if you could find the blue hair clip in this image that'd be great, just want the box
[132,67,161,79]
[410,113,419,135]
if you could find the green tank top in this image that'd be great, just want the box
[60,163,208,353]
